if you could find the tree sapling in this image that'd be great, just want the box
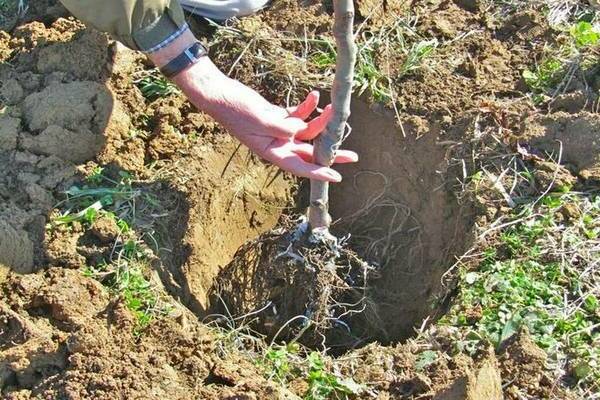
[308,0,357,234]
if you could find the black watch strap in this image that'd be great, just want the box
[159,42,208,78]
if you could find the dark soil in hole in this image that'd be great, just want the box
[209,97,476,348]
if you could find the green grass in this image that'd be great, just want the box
[83,238,171,334]
[442,191,600,392]
[52,168,168,333]
[523,19,599,104]
[134,69,180,101]
[570,21,600,48]
[205,313,363,399]
[209,16,435,106]
[308,36,394,103]
[306,23,436,104]
[305,352,362,400]
[523,57,564,94]
[400,39,438,76]
[259,344,363,400]
[51,169,152,229]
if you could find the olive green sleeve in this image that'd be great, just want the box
[59,0,188,51]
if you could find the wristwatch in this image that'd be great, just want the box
[159,41,208,79]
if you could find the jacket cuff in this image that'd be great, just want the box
[132,4,188,53]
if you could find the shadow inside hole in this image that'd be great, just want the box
[328,97,476,343]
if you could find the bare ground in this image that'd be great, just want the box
[0,0,598,399]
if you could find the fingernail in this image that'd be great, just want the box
[327,169,342,182]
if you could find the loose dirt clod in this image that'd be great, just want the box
[0,220,34,273]
[433,356,503,400]
[0,268,280,399]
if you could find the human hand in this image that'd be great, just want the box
[173,59,357,182]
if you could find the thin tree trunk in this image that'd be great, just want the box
[308,0,357,232]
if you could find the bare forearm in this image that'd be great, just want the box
[146,30,235,119]
[146,30,356,183]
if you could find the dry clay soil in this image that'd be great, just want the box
[1,0,599,399]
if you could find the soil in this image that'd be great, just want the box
[0,0,598,399]
[0,268,281,399]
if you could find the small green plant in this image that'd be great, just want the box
[86,166,105,185]
[522,57,564,93]
[61,169,169,335]
[570,21,600,48]
[135,70,180,100]
[523,19,599,104]
[52,170,148,228]
[310,41,336,70]
[85,238,171,334]
[309,37,393,103]
[442,193,600,390]
[306,352,362,400]
[400,39,438,76]
[258,344,362,399]
[415,350,438,372]
[262,343,300,381]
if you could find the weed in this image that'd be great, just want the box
[51,170,148,229]
[84,238,171,334]
[305,352,362,400]
[400,39,438,76]
[208,15,430,106]
[52,168,169,332]
[570,21,600,48]
[354,23,437,103]
[306,35,394,102]
[491,0,598,27]
[261,343,300,381]
[257,342,362,399]
[443,192,600,391]
[134,69,180,100]
[354,42,393,103]
[415,350,438,371]
[523,19,600,103]
[523,57,564,93]
[86,166,105,185]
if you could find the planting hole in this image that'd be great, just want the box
[170,97,476,348]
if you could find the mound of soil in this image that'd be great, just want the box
[0,268,281,399]
[0,15,294,398]
[523,112,600,182]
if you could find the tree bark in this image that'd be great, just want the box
[307,0,357,232]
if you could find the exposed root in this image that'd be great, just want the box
[339,171,423,270]
[211,216,385,350]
